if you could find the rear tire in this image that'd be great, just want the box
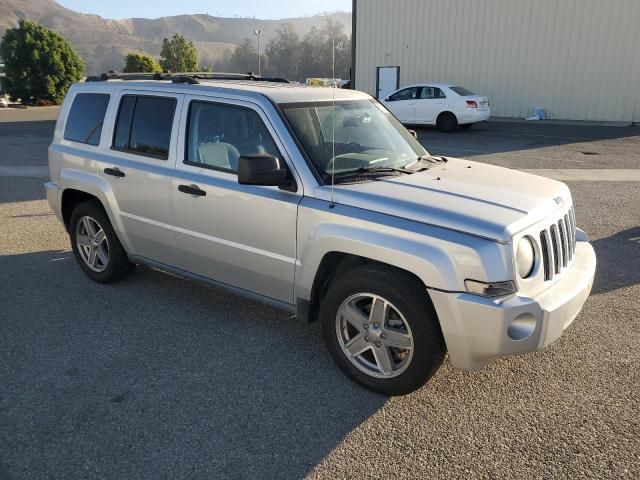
[436,112,458,132]
[69,201,134,283]
[320,265,446,396]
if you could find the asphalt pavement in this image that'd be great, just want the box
[0,109,638,479]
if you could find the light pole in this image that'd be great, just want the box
[253,29,262,76]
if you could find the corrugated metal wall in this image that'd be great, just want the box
[354,0,640,122]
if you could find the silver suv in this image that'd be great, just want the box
[46,73,596,395]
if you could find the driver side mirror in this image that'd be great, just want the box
[238,154,294,191]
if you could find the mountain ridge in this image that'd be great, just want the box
[0,0,351,74]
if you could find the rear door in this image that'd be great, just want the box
[415,86,447,124]
[383,87,419,124]
[98,90,183,265]
[170,95,301,304]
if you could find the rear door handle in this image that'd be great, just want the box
[178,184,207,197]
[104,167,125,178]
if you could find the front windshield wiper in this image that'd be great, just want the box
[333,166,415,178]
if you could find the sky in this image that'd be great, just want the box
[55,0,352,20]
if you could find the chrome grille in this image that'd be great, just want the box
[540,207,576,281]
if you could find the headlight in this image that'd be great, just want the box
[516,237,536,278]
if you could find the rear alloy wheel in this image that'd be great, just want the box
[320,265,446,395]
[436,112,458,132]
[69,201,134,283]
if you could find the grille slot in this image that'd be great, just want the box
[538,206,576,282]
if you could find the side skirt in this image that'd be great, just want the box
[128,255,297,315]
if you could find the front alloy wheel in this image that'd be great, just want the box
[320,265,446,395]
[336,293,414,378]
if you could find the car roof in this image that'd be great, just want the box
[73,79,370,104]
[401,83,456,89]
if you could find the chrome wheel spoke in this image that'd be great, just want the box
[369,297,387,326]
[83,217,96,236]
[341,302,370,331]
[94,230,106,245]
[372,346,394,375]
[88,248,97,268]
[345,334,370,357]
[382,329,412,349]
[96,245,108,266]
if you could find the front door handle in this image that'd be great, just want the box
[104,167,125,178]
[178,184,207,197]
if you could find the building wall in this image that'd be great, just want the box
[354,0,640,122]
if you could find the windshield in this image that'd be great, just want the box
[281,100,428,182]
[450,86,476,96]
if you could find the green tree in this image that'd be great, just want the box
[159,34,198,72]
[0,19,84,104]
[265,24,301,79]
[123,52,162,73]
[228,39,263,74]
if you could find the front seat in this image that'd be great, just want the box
[198,143,241,170]
[196,115,241,170]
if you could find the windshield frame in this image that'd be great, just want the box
[277,98,429,185]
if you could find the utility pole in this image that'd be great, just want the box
[253,29,262,76]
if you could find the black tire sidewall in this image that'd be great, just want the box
[437,112,458,132]
[320,266,445,396]
[69,201,131,283]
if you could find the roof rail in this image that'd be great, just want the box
[85,71,290,84]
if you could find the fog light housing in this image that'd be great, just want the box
[465,280,516,297]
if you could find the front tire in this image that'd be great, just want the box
[320,265,446,395]
[69,201,134,283]
[436,112,458,132]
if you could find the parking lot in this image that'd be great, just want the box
[1,108,639,479]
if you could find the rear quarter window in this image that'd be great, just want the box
[63,93,110,146]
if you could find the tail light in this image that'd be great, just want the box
[466,100,477,108]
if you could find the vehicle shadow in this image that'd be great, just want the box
[0,250,387,479]
[590,227,640,295]
[0,177,48,204]
[413,121,640,160]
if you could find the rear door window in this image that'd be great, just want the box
[64,93,110,146]
[112,95,176,160]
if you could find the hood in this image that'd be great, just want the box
[331,158,571,242]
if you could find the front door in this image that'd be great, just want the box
[171,96,301,304]
[384,86,419,124]
[377,66,399,100]
[98,90,183,265]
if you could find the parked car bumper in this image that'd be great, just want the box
[429,240,596,370]
[458,108,491,124]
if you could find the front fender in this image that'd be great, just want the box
[295,198,511,300]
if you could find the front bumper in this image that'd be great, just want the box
[429,241,596,370]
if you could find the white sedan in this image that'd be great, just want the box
[380,83,490,132]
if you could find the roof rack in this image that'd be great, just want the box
[85,71,290,84]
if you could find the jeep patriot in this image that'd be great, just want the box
[45,73,596,395]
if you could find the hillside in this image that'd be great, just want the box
[0,0,351,74]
